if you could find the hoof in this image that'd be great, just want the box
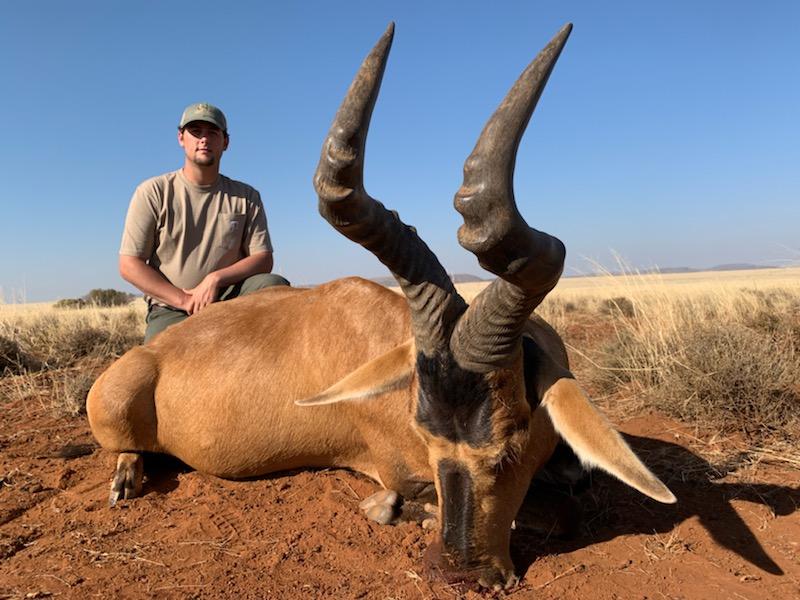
[365,504,394,525]
[422,517,437,530]
[359,489,400,525]
[479,570,519,591]
[109,452,143,507]
[421,503,439,529]
[398,500,438,528]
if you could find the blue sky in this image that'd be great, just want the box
[1,1,798,302]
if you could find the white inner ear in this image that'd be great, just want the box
[543,377,677,504]
[295,339,415,406]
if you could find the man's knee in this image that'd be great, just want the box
[144,307,188,343]
[240,273,290,295]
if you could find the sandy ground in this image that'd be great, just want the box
[1,391,799,599]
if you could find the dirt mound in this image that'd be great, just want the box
[1,397,798,599]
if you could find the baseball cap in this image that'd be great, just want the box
[179,103,228,132]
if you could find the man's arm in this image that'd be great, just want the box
[119,255,192,311]
[121,252,272,315]
[181,251,273,314]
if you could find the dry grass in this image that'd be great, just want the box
[2,269,800,454]
[0,301,145,415]
[569,282,799,445]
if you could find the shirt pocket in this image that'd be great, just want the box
[217,213,246,251]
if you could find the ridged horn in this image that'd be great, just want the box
[314,23,467,356]
[451,24,572,371]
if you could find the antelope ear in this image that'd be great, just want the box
[543,377,677,504]
[295,339,415,406]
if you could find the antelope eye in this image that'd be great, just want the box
[488,446,517,473]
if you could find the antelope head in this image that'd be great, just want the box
[313,22,670,588]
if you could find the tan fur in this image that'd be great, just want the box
[88,278,430,483]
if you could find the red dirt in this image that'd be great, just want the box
[1,394,799,599]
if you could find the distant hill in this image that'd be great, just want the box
[563,263,778,278]
[644,263,778,274]
[708,263,777,272]
[642,266,694,274]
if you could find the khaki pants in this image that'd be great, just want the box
[144,273,290,343]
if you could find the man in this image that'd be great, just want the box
[119,102,289,342]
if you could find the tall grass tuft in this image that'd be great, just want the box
[578,272,800,443]
[0,302,145,415]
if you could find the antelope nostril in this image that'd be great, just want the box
[422,539,514,590]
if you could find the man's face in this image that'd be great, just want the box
[178,121,229,167]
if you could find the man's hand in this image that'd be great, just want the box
[174,290,197,315]
[182,273,221,314]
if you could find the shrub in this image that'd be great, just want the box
[599,296,636,318]
[54,298,86,310]
[57,369,99,416]
[661,325,799,436]
[83,288,136,307]
[587,288,800,442]
[53,289,136,310]
[0,335,41,375]
[49,326,112,367]
[0,304,144,415]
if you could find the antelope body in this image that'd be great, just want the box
[87,23,675,588]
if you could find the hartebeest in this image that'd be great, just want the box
[87,23,675,589]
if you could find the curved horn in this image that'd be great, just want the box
[451,24,572,371]
[314,23,467,356]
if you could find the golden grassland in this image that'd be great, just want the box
[456,266,800,304]
[1,267,798,464]
[0,300,146,321]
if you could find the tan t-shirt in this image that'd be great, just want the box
[120,170,272,299]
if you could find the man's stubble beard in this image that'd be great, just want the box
[192,154,217,168]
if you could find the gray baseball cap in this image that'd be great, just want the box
[179,102,228,132]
